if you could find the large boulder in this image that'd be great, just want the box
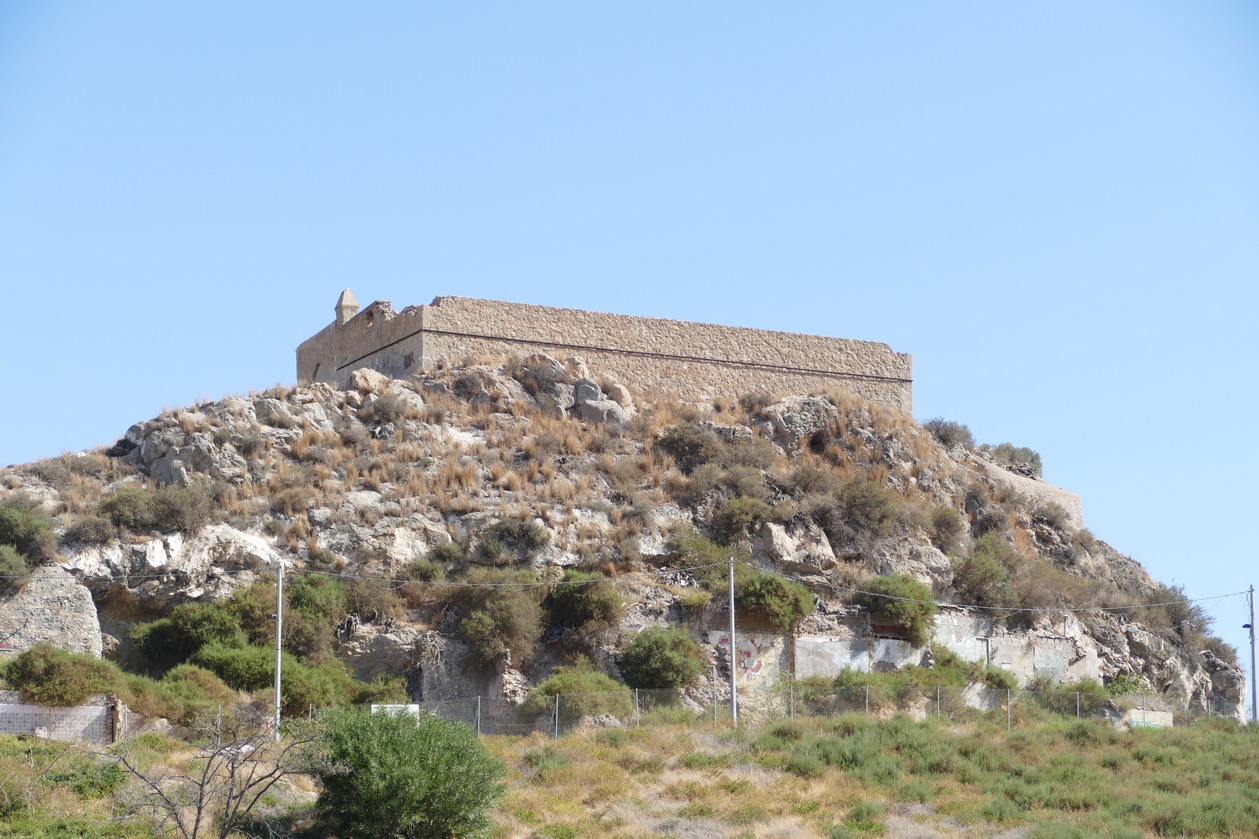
[758,395,839,451]
[0,566,102,658]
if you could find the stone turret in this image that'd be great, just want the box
[335,288,360,325]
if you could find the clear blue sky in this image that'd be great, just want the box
[2,2,1257,692]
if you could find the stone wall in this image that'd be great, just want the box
[297,295,913,411]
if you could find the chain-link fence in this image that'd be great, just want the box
[369,683,1228,737]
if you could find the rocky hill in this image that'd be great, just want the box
[0,354,1246,722]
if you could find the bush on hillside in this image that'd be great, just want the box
[853,574,938,646]
[62,515,118,545]
[988,442,1043,477]
[709,494,773,542]
[4,644,124,706]
[97,484,212,534]
[520,662,632,720]
[546,570,623,633]
[455,569,545,665]
[655,423,722,473]
[317,708,505,839]
[0,545,31,596]
[618,626,705,690]
[737,570,815,631]
[0,495,56,564]
[838,477,903,536]
[130,602,249,673]
[922,418,975,450]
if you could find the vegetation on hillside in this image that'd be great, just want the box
[0,357,1240,726]
[3,711,1255,838]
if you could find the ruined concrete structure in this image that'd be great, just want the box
[297,291,914,411]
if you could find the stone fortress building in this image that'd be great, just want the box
[297,291,914,411]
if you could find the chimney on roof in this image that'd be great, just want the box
[335,289,360,325]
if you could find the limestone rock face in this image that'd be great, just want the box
[63,524,280,610]
[338,621,424,681]
[0,567,102,657]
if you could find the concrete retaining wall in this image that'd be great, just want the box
[0,691,124,744]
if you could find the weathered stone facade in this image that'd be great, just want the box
[297,293,914,411]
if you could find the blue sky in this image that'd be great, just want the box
[2,2,1257,696]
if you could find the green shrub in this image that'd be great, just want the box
[0,495,55,563]
[151,485,213,532]
[426,539,464,565]
[272,486,315,516]
[989,442,1043,477]
[190,644,363,714]
[130,602,249,672]
[923,418,974,450]
[656,423,722,473]
[98,486,155,529]
[456,569,545,665]
[618,626,704,689]
[317,708,505,839]
[521,662,632,720]
[4,643,124,705]
[62,515,117,544]
[98,484,212,534]
[838,477,903,535]
[547,570,623,632]
[854,575,938,646]
[929,506,965,551]
[0,545,31,596]
[709,494,772,541]
[123,665,238,724]
[190,644,283,691]
[737,570,815,630]
[486,517,550,552]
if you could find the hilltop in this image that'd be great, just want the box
[0,353,1246,724]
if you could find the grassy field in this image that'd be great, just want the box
[486,712,1259,839]
[2,713,1257,838]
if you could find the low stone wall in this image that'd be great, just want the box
[0,691,125,744]
[297,295,913,411]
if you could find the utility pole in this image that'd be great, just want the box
[273,559,285,741]
[728,556,738,727]
[1246,585,1257,724]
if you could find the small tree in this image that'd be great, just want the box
[853,574,938,646]
[112,706,317,839]
[316,708,505,839]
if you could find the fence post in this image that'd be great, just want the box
[476,696,481,736]
[554,694,560,740]
[1007,689,1012,731]
[790,683,795,719]
[936,686,941,719]
[865,684,869,715]
[1076,692,1080,719]
[634,689,640,727]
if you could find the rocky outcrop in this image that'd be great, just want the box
[62,524,280,611]
[0,352,1244,722]
[0,567,102,657]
